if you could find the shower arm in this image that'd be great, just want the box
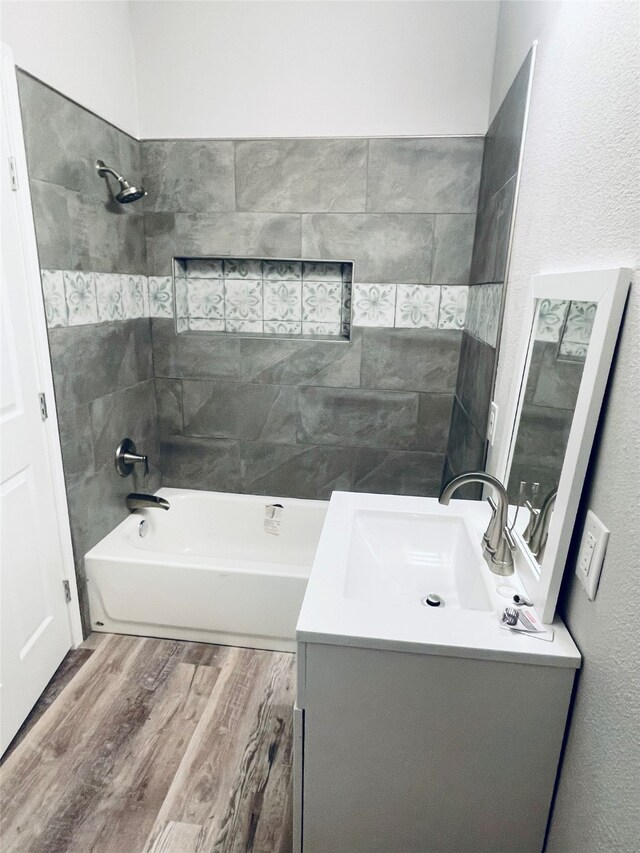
[96,160,123,182]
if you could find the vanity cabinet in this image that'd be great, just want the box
[294,640,576,853]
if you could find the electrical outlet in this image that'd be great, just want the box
[487,402,498,446]
[575,510,610,600]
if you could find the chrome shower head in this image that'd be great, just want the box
[96,159,146,204]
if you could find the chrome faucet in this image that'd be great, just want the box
[126,493,170,512]
[439,472,515,576]
[527,489,557,559]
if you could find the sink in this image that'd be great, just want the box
[345,509,492,611]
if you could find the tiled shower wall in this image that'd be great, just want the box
[141,136,483,496]
[17,72,160,631]
[444,50,533,495]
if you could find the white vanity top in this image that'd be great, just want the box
[296,491,581,669]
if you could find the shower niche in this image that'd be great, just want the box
[173,257,353,340]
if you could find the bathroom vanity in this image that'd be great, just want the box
[293,491,580,853]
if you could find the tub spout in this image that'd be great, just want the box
[126,493,170,512]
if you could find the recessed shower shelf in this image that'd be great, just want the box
[173,256,353,340]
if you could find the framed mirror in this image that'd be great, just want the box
[496,268,631,622]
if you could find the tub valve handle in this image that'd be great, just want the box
[115,438,149,477]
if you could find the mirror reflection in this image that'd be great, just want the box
[508,297,597,562]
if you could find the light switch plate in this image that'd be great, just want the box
[575,510,610,600]
[487,402,498,446]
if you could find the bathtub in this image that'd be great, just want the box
[85,488,328,652]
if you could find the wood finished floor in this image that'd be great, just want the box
[0,634,295,853]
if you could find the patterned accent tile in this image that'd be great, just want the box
[352,283,396,327]
[188,318,225,331]
[341,280,352,326]
[95,273,124,322]
[121,274,148,319]
[302,261,343,281]
[563,300,597,343]
[148,276,174,318]
[438,285,468,330]
[395,284,440,329]
[186,279,225,319]
[465,283,503,348]
[263,260,302,280]
[224,279,263,320]
[302,281,342,323]
[225,319,263,333]
[185,258,224,279]
[302,322,342,336]
[223,258,263,279]
[176,317,189,332]
[264,280,302,321]
[175,278,188,320]
[41,269,67,328]
[264,321,302,335]
[63,271,98,326]
[535,299,569,342]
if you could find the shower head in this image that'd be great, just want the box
[96,159,146,204]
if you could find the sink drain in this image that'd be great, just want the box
[421,594,444,607]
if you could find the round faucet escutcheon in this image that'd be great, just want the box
[422,594,444,607]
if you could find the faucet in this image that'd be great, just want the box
[439,472,515,576]
[527,489,557,559]
[126,493,170,512]
[115,438,149,477]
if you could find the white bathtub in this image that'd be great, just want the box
[85,488,328,652]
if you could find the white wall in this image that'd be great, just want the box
[0,0,139,136]
[129,0,499,139]
[489,4,640,851]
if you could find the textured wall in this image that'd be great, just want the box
[142,136,482,497]
[17,73,159,632]
[444,50,532,493]
[488,4,640,851]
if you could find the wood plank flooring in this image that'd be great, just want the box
[0,634,295,853]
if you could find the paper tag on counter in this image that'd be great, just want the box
[498,607,555,642]
[264,504,283,535]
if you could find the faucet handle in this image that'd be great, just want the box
[115,438,149,477]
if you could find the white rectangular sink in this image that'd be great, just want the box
[296,491,581,667]
[345,510,492,611]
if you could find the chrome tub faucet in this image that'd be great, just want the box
[439,472,515,576]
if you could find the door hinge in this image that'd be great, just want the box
[8,156,19,191]
[63,580,71,603]
[38,392,48,421]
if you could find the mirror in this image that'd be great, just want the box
[497,268,630,623]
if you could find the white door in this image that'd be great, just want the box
[0,51,73,755]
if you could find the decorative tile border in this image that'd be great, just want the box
[535,297,596,363]
[465,282,502,347]
[352,282,468,331]
[173,257,353,339]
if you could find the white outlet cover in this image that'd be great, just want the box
[575,510,610,600]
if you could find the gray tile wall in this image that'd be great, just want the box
[143,136,482,497]
[444,50,534,493]
[17,72,159,632]
[153,323,459,499]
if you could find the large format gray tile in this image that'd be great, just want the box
[297,387,418,449]
[141,140,235,213]
[17,72,82,191]
[468,175,516,286]
[416,394,454,453]
[239,332,361,387]
[302,214,434,283]
[526,341,584,410]
[240,442,353,500]
[159,436,241,491]
[56,403,94,477]
[431,214,476,284]
[154,378,183,437]
[455,331,496,436]
[151,319,242,380]
[76,105,126,201]
[353,449,444,497]
[367,138,483,214]
[236,139,367,212]
[49,319,153,410]
[89,379,160,474]
[445,396,486,480]
[29,180,80,270]
[182,381,299,443]
[477,49,532,212]
[361,328,461,393]
[146,212,302,275]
